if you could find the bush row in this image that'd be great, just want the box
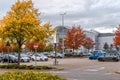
[0,71,67,80]
[0,64,55,70]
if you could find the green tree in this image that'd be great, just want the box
[103,42,109,51]
[2,0,54,65]
[44,44,53,52]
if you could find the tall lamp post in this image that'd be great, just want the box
[53,43,59,65]
[60,13,66,54]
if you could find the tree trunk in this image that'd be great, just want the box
[17,45,21,65]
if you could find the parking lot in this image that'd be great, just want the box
[0,58,120,70]
[16,57,120,72]
[0,57,120,71]
[1,57,120,80]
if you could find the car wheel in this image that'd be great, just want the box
[98,58,103,61]
[116,59,119,62]
[32,58,34,61]
[9,60,13,63]
[45,59,48,61]
[21,59,24,62]
[27,60,30,62]
[113,58,119,62]
[112,58,118,62]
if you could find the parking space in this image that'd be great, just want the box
[0,57,120,73]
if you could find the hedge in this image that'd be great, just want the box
[0,64,55,70]
[0,71,67,80]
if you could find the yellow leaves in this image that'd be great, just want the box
[43,23,55,37]
[1,0,55,48]
[0,71,66,80]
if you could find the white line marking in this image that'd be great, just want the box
[85,67,105,72]
[48,71,69,74]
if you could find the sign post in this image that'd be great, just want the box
[53,43,59,65]
[33,43,38,66]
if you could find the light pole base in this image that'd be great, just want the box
[53,61,59,65]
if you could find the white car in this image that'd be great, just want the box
[31,55,41,61]
[50,53,64,58]
[38,54,48,61]
[21,56,30,62]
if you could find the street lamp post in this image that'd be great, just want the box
[60,13,66,54]
[54,43,59,65]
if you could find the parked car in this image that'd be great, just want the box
[89,52,105,60]
[98,53,120,62]
[31,54,41,61]
[20,56,30,62]
[38,54,48,61]
[15,54,30,62]
[31,54,48,61]
[2,54,18,63]
[81,52,92,56]
[50,53,64,58]
[0,55,3,62]
[64,52,73,57]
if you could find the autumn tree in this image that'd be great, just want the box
[114,25,120,50]
[65,26,85,53]
[44,44,53,52]
[2,0,54,65]
[25,42,46,52]
[82,37,95,52]
[0,20,6,52]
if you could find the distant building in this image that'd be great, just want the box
[85,30,115,50]
[54,26,69,43]
[49,26,115,51]
[98,33,115,50]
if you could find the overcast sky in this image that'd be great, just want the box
[0,0,120,33]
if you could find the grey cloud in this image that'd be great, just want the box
[1,0,120,32]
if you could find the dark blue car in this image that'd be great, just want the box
[89,52,105,60]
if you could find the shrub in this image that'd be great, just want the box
[18,65,27,69]
[0,71,67,80]
[27,65,35,69]
[0,64,55,70]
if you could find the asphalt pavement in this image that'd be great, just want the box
[0,58,120,80]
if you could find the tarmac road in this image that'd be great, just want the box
[1,58,120,80]
[45,58,120,80]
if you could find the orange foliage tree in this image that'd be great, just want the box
[82,37,95,52]
[25,42,46,52]
[65,26,85,52]
[0,46,12,52]
[114,25,120,50]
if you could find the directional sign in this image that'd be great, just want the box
[53,43,59,47]
[62,46,65,49]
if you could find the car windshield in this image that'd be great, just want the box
[105,53,119,56]
[9,55,16,58]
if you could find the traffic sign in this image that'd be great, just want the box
[53,43,59,47]
[33,43,38,49]
[62,46,65,49]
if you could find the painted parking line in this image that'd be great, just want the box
[84,67,105,72]
[68,78,79,80]
[48,71,69,74]
[104,72,112,75]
